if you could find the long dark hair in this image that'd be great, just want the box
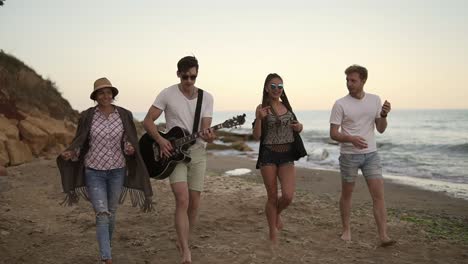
[261,73,294,115]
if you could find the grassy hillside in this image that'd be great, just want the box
[0,50,79,122]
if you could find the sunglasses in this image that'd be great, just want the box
[270,83,284,90]
[181,75,197,81]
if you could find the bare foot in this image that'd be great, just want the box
[340,230,351,241]
[181,249,192,264]
[269,238,279,250]
[269,226,278,244]
[276,214,284,230]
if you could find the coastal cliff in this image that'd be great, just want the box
[0,51,78,167]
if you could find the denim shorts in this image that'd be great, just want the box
[259,144,295,167]
[339,152,382,182]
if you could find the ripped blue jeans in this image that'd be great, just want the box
[85,167,125,260]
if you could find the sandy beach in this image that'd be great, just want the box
[0,153,467,264]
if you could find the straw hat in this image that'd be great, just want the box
[90,77,119,100]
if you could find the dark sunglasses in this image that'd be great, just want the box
[181,75,197,81]
[270,83,284,90]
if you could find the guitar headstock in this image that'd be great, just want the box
[222,113,246,129]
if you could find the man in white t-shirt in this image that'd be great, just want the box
[143,56,215,263]
[329,64,396,247]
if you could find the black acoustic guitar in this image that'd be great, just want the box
[139,114,246,180]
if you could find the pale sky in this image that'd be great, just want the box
[1,0,467,112]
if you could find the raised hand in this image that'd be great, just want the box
[380,100,391,117]
[256,106,270,119]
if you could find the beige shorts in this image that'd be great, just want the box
[169,144,207,192]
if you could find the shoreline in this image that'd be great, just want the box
[133,109,468,198]
[207,153,468,217]
[212,150,468,203]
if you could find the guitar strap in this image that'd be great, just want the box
[192,89,204,133]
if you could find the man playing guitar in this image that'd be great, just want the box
[143,56,215,264]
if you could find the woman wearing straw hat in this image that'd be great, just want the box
[57,77,153,264]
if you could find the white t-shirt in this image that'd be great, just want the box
[329,93,382,154]
[153,84,214,146]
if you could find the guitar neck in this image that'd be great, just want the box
[174,123,225,147]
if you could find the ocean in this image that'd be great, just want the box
[134,109,468,199]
